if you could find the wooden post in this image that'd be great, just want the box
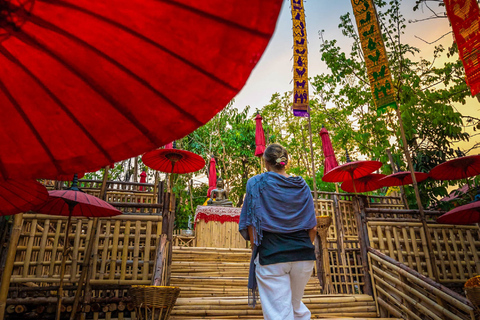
[396,108,440,283]
[0,213,23,319]
[307,114,318,207]
[133,156,138,183]
[56,213,73,320]
[386,148,409,209]
[353,197,373,295]
[333,194,348,293]
[78,166,110,312]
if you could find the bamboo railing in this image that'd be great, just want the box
[368,248,477,320]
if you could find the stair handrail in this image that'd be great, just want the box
[368,247,476,320]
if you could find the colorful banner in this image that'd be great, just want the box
[291,0,309,117]
[351,0,397,113]
[444,0,480,96]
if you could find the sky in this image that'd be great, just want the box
[230,0,479,154]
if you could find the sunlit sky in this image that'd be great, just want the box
[231,0,479,154]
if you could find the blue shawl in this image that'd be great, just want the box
[239,172,316,307]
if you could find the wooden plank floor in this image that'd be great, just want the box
[169,247,394,319]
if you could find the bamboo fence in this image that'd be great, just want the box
[368,248,477,320]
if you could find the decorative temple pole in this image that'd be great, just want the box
[350,0,439,282]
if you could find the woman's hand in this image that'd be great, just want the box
[248,226,255,249]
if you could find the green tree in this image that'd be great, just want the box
[311,0,471,208]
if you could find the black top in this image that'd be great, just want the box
[257,230,316,265]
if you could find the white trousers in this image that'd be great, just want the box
[255,259,314,320]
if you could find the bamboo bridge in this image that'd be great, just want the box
[0,179,478,319]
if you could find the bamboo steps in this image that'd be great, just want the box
[169,247,387,319]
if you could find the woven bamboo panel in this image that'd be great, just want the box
[369,249,476,320]
[367,221,480,282]
[195,221,247,249]
[10,214,162,285]
[366,195,404,210]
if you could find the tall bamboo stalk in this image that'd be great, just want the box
[386,148,409,209]
[395,108,439,282]
[307,114,318,205]
[0,213,23,319]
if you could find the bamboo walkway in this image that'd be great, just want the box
[169,247,398,319]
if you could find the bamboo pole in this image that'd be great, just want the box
[396,108,440,282]
[56,212,73,320]
[0,213,23,319]
[72,166,110,318]
[386,148,409,209]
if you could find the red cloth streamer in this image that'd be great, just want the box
[194,212,240,228]
[207,157,217,197]
[255,114,266,157]
[320,127,338,175]
[444,0,480,96]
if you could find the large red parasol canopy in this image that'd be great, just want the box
[0,0,283,180]
[142,149,205,174]
[254,113,266,157]
[437,201,480,225]
[319,126,338,175]
[207,156,217,197]
[0,179,49,216]
[429,155,480,180]
[341,174,386,193]
[322,160,382,183]
[379,171,429,187]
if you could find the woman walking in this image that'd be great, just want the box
[239,143,317,320]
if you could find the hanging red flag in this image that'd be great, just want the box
[444,0,480,96]
[254,113,266,157]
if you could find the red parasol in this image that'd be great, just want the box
[207,156,217,197]
[379,171,429,187]
[322,160,383,183]
[254,113,266,157]
[0,179,49,216]
[0,0,283,181]
[33,175,121,319]
[341,174,386,193]
[429,155,480,180]
[437,201,480,225]
[142,149,205,174]
[319,126,338,175]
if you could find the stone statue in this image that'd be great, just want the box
[207,178,233,207]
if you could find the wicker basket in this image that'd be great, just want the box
[129,286,181,320]
[466,287,480,309]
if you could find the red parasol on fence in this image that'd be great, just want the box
[340,174,386,193]
[0,0,283,181]
[322,160,383,183]
[437,201,480,225]
[0,179,49,216]
[207,156,217,197]
[34,174,121,320]
[320,126,338,175]
[379,171,429,187]
[142,149,205,174]
[429,155,480,180]
[255,113,266,157]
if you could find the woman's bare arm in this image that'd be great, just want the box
[308,227,317,243]
[248,226,255,249]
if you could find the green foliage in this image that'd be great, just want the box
[310,0,471,208]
